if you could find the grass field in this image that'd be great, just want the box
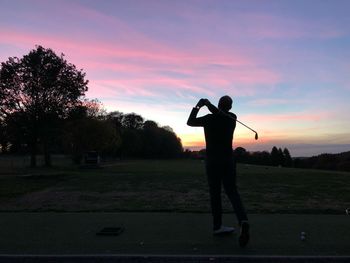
[0,156,349,213]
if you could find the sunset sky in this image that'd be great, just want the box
[1,0,350,156]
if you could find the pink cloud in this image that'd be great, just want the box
[0,8,282,101]
[89,81,157,98]
[91,78,215,98]
[243,112,331,123]
[0,28,255,72]
[247,98,291,107]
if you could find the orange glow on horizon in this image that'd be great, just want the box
[180,133,272,150]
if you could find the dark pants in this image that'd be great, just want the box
[206,158,248,230]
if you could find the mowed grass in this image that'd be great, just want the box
[0,157,349,213]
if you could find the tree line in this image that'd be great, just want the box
[235,146,293,167]
[185,147,350,172]
[184,146,293,167]
[0,46,182,166]
[293,151,350,172]
[62,106,183,162]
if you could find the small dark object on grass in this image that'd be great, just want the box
[85,151,100,165]
[96,227,124,236]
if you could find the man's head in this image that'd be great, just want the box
[218,95,232,112]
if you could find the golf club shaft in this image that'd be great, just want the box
[236,119,258,134]
[206,101,258,135]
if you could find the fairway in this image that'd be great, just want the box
[0,158,349,214]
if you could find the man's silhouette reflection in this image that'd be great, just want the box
[187,96,250,247]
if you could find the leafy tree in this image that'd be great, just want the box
[250,151,271,165]
[140,121,183,158]
[158,126,183,158]
[234,147,248,162]
[63,117,121,164]
[105,111,124,130]
[144,120,159,130]
[82,99,106,118]
[122,113,144,130]
[283,148,293,167]
[63,101,121,163]
[278,148,285,166]
[142,120,160,157]
[270,146,280,166]
[120,129,143,157]
[0,117,9,153]
[117,113,144,157]
[0,46,88,166]
[3,111,30,154]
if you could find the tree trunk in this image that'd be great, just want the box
[30,141,37,168]
[30,123,38,168]
[44,141,51,167]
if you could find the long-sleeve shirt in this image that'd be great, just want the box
[187,106,237,160]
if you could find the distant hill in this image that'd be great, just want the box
[294,151,350,172]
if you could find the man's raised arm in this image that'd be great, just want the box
[187,99,208,127]
[205,100,220,114]
[205,99,237,121]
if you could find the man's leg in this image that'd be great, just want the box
[206,163,222,231]
[222,161,248,225]
[222,161,250,247]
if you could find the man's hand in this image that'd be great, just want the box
[196,98,210,108]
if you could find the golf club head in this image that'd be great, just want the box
[255,133,258,140]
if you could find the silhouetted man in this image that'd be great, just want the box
[187,96,249,247]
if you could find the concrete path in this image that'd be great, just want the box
[0,213,349,257]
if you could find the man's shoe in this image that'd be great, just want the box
[239,221,250,247]
[213,226,235,235]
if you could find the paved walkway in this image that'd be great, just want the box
[0,213,349,259]
[1,255,350,263]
